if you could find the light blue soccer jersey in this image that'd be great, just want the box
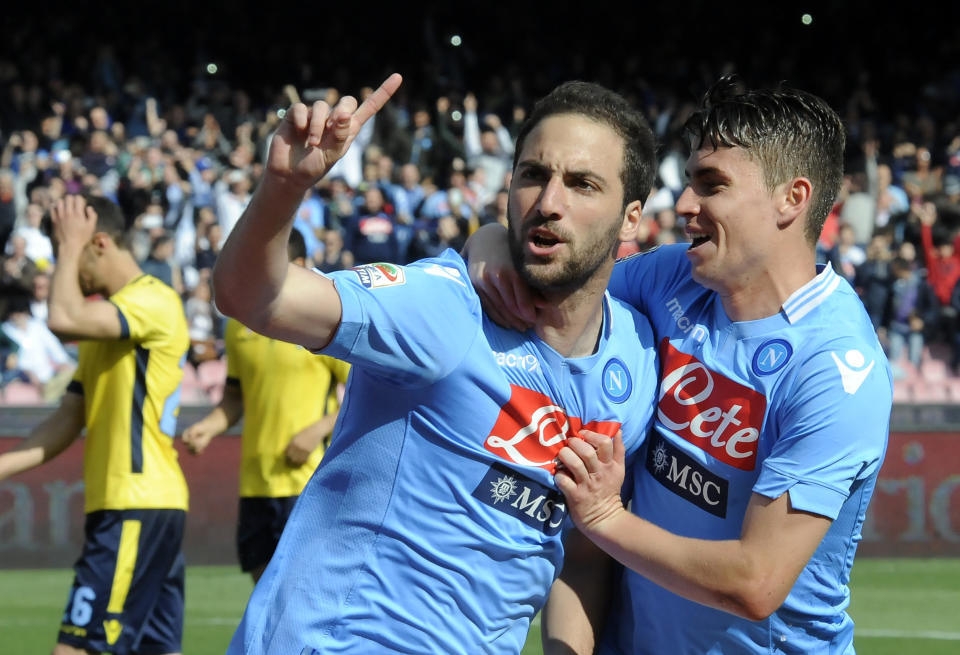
[228,249,659,655]
[601,244,892,655]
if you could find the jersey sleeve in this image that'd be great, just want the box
[609,245,690,314]
[111,277,177,345]
[318,250,482,386]
[753,343,892,520]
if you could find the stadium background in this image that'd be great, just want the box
[2,1,960,653]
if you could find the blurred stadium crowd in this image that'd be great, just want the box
[1,3,959,405]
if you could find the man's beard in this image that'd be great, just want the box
[507,209,622,295]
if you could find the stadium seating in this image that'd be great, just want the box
[1,380,44,405]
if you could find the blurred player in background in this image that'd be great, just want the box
[213,73,661,654]
[0,195,189,655]
[467,77,892,654]
[182,228,350,582]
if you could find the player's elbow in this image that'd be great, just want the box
[46,306,76,338]
[211,262,259,324]
[727,575,789,621]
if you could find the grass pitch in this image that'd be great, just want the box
[1,558,958,654]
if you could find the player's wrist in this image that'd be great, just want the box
[579,502,629,541]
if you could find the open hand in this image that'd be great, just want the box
[50,195,98,252]
[267,73,402,191]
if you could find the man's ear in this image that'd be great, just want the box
[777,177,812,229]
[90,231,113,254]
[619,200,644,242]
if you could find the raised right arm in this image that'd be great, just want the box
[213,74,402,350]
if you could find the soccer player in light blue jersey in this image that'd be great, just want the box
[468,77,892,655]
[213,74,664,654]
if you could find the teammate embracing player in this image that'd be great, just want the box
[469,77,892,655]
[212,73,662,654]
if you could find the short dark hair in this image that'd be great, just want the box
[287,227,307,263]
[683,76,845,246]
[84,195,130,248]
[512,81,657,210]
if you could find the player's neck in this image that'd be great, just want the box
[101,251,145,297]
[718,252,818,322]
[534,283,606,359]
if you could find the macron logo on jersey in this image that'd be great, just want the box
[484,385,621,473]
[830,349,875,394]
[658,340,766,471]
[665,297,708,343]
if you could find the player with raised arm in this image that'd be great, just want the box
[213,74,661,654]
[0,195,190,655]
[467,77,892,654]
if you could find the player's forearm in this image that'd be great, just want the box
[542,578,598,655]
[215,383,244,429]
[213,175,304,326]
[542,531,614,655]
[582,509,774,621]
[47,244,89,337]
[0,408,82,479]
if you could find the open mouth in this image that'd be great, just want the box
[531,233,560,248]
[688,233,711,249]
[528,226,564,251]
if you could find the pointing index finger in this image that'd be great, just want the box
[352,73,403,126]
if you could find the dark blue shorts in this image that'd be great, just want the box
[236,496,298,573]
[58,509,186,655]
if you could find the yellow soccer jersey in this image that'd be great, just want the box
[71,275,190,513]
[225,318,350,498]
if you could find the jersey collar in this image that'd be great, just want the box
[781,263,841,324]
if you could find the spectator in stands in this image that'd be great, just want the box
[140,232,182,293]
[463,92,514,201]
[827,221,866,283]
[216,168,252,243]
[315,227,353,274]
[15,202,55,267]
[951,277,960,374]
[478,187,509,228]
[182,230,350,582]
[875,163,909,235]
[1,232,38,293]
[886,256,938,378]
[0,318,23,388]
[0,194,189,655]
[0,293,75,401]
[0,168,16,248]
[320,175,354,231]
[185,274,218,366]
[902,146,943,199]
[29,270,51,322]
[854,232,895,330]
[292,186,326,261]
[343,186,403,265]
[393,163,426,225]
[918,201,960,360]
[839,171,874,247]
